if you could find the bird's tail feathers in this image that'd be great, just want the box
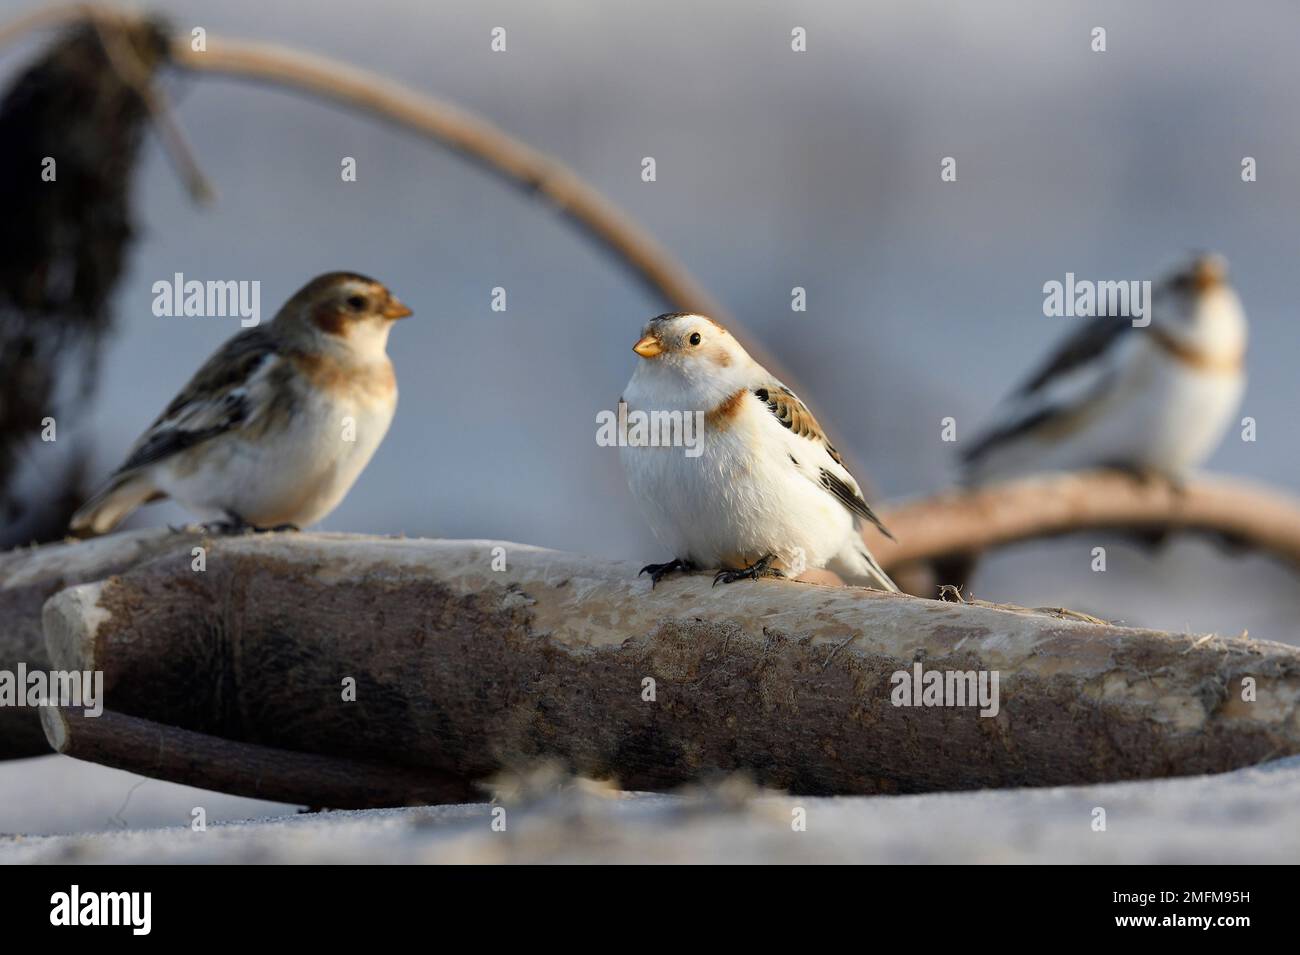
[68,471,162,538]
[829,545,900,593]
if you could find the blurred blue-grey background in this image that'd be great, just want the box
[3,0,1299,830]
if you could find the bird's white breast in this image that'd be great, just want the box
[972,332,1243,481]
[620,371,854,570]
[158,362,396,527]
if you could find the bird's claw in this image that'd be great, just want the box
[1108,463,1184,494]
[713,554,782,586]
[639,558,694,587]
[200,516,299,535]
[201,519,248,536]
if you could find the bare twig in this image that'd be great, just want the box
[0,5,213,202]
[87,12,214,203]
[819,632,857,670]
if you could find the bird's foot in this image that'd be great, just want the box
[199,513,299,534]
[200,518,251,535]
[1107,463,1184,494]
[639,557,695,587]
[713,554,783,586]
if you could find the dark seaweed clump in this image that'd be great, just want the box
[0,18,170,544]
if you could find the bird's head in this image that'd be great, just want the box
[1167,253,1228,298]
[1159,253,1237,319]
[1157,253,1246,350]
[277,272,413,359]
[630,313,754,402]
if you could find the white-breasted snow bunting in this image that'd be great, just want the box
[70,272,412,536]
[962,254,1246,484]
[619,313,898,591]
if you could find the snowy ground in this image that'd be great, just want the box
[3,754,1297,864]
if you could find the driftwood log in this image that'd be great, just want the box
[5,469,1300,770]
[0,529,202,757]
[22,530,1300,807]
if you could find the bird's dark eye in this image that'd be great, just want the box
[689,332,702,346]
[346,295,367,311]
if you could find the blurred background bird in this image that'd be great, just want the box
[961,254,1246,485]
[70,272,412,535]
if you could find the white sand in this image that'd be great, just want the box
[3,754,1297,864]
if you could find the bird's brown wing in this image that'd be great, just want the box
[753,383,845,464]
[115,327,282,474]
[753,382,894,540]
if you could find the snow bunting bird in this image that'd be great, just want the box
[962,254,1246,485]
[619,313,899,591]
[69,272,412,536]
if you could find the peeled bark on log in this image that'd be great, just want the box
[41,705,479,807]
[0,528,201,757]
[35,533,1300,803]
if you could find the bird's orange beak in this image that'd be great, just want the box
[383,296,413,319]
[1191,257,1226,292]
[633,334,662,358]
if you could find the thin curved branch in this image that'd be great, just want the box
[86,11,215,202]
[0,2,96,50]
[868,471,1300,572]
[0,3,728,323]
[168,36,729,322]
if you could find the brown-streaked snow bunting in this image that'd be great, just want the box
[962,254,1246,484]
[69,272,413,536]
[618,313,899,591]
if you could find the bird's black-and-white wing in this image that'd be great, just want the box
[962,319,1134,469]
[753,382,894,540]
[114,327,282,476]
